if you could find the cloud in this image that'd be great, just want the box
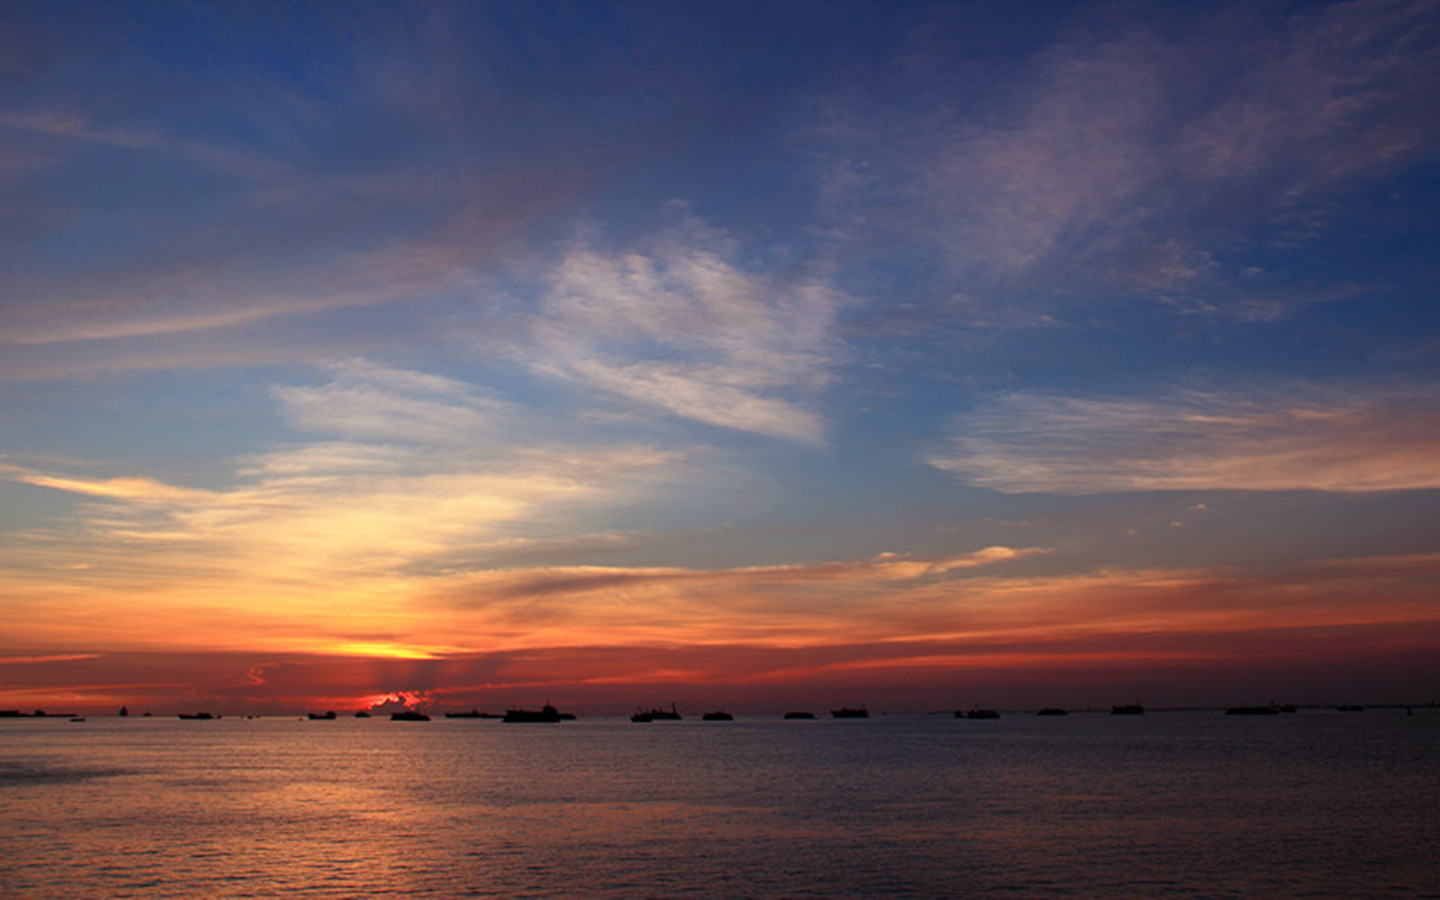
[0,462,216,504]
[530,218,843,443]
[0,654,102,665]
[929,383,1440,493]
[0,363,685,615]
[422,546,1050,648]
[272,359,508,446]
[801,0,1440,311]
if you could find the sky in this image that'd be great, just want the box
[2,0,1438,715]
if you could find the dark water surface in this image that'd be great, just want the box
[2,710,1436,897]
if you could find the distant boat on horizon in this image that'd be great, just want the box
[445,710,503,719]
[501,705,566,723]
[960,707,1001,719]
[831,707,868,718]
[354,710,371,718]
[1036,708,1069,716]
[308,710,337,720]
[633,703,682,722]
[1111,704,1145,716]
[178,712,215,720]
[701,711,734,721]
[782,711,816,719]
[390,710,430,721]
[1225,706,1280,716]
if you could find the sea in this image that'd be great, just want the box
[2,709,1437,898]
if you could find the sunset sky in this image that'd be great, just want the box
[3,0,1438,715]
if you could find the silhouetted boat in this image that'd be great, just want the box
[501,705,564,723]
[178,712,215,720]
[354,711,371,718]
[445,710,503,719]
[633,703,681,722]
[1226,706,1279,715]
[390,710,430,721]
[701,711,734,721]
[831,707,868,718]
[69,717,85,723]
[308,710,337,720]
[1036,708,1069,716]
[1110,704,1145,715]
[783,711,816,719]
[961,708,1001,719]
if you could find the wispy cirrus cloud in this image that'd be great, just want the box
[930,383,1440,494]
[802,0,1440,313]
[273,359,509,446]
[530,218,843,444]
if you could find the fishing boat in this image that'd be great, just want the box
[701,711,734,721]
[391,710,430,721]
[831,707,868,718]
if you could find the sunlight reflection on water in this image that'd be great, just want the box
[1,712,1437,897]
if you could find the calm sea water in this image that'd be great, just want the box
[2,710,1437,898]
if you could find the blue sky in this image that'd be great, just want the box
[2,0,1438,713]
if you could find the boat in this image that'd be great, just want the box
[1110,704,1145,715]
[831,707,869,718]
[501,705,564,723]
[633,703,682,722]
[445,710,502,719]
[1036,708,1069,716]
[390,710,430,721]
[1225,706,1279,716]
[701,711,734,721]
[354,711,371,718]
[69,717,86,723]
[961,708,1001,719]
[178,712,215,720]
[308,710,337,720]
[783,711,815,719]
